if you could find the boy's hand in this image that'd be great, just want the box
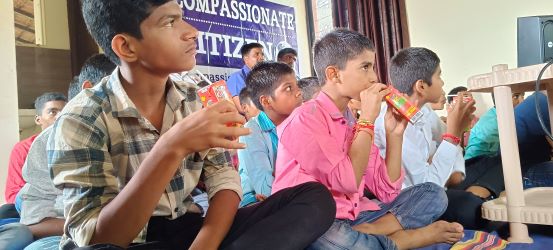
[446,92,475,137]
[384,100,409,137]
[359,83,390,122]
[166,100,250,156]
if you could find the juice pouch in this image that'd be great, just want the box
[384,86,423,124]
[196,80,232,107]
[187,70,240,127]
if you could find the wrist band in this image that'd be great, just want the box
[442,133,461,145]
[354,119,375,140]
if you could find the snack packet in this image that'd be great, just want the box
[384,86,423,124]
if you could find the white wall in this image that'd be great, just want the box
[268,0,312,77]
[0,1,22,204]
[406,0,553,115]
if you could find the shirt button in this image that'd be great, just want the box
[174,207,179,212]
[354,203,358,207]
[341,120,346,125]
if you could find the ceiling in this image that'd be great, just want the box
[14,0,35,45]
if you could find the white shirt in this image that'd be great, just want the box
[374,103,465,189]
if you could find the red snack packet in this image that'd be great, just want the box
[384,86,423,124]
[197,80,232,107]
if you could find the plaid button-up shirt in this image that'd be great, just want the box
[48,69,242,248]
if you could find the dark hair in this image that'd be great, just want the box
[240,43,263,58]
[67,76,81,101]
[313,29,374,85]
[447,86,468,103]
[238,87,253,105]
[246,61,295,111]
[298,76,321,101]
[81,0,172,65]
[69,54,116,100]
[34,92,67,115]
[277,48,297,60]
[389,47,440,96]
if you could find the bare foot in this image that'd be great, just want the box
[389,221,464,250]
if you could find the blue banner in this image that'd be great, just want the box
[178,0,298,73]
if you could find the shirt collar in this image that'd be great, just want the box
[106,68,186,118]
[242,65,251,75]
[315,91,353,121]
[257,111,276,132]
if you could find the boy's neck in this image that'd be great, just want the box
[118,64,169,106]
[408,93,427,109]
[321,85,350,114]
[264,110,287,126]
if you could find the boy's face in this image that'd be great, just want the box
[133,1,199,74]
[266,73,302,116]
[241,101,260,121]
[424,65,445,103]
[35,100,66,130]
[279,53,297,68]
[337,49,378,100]
[244,48,265,69]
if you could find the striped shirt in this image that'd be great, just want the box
[48,69,242,248]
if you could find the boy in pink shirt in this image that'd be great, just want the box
[272,29,464,250]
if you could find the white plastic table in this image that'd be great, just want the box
[467,63,553,243]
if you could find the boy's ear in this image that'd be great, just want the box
[34,115,41,126]
[413,79,426,95]
[260,95,273,110]
[324,66,340,84]
[111,34,138,63]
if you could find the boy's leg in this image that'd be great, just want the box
[523,161,553,188]
[0,223,33,250]
[24,236,61,250]
[220,182,335,250]
[441,189,486,229]
[307,220,397,250]
[353,183,463,249]
[354,183,448,230]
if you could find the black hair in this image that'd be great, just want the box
[246,61,295,111]
[240,43,263,58]
[69,54,116,100]
[313,28,374,85]
[277,48,298,60]
[81,0,172,65]
[389,47,441,96]
[447,86,468,103]
[34,92,67,115]
[238,87,253,105]
[67,76,81,101]
[297,76,321,101]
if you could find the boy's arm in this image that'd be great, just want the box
[191,146,242,249]
[238,124,275,197]
[28,218,65,238]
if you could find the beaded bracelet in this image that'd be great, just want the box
[442,133,461,145]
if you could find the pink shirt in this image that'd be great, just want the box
[272,92,404,220]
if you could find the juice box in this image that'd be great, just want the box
[197,80,232,107]
[384,87,423,124]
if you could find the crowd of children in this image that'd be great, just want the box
[1,0,553,249]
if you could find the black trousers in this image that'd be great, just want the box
[76,182,336,250]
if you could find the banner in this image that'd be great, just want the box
[178,0,299,81]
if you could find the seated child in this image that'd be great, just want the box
[374,48,475,189]
[272,29,463,250]
[238,62,303,207]
[48,1,335,249]
[297,76,321,101]
[238,87,260,121]
[19,54,115,250]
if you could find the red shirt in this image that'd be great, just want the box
[5,134,37,203]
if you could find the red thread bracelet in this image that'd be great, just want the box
[442,133,461,145]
